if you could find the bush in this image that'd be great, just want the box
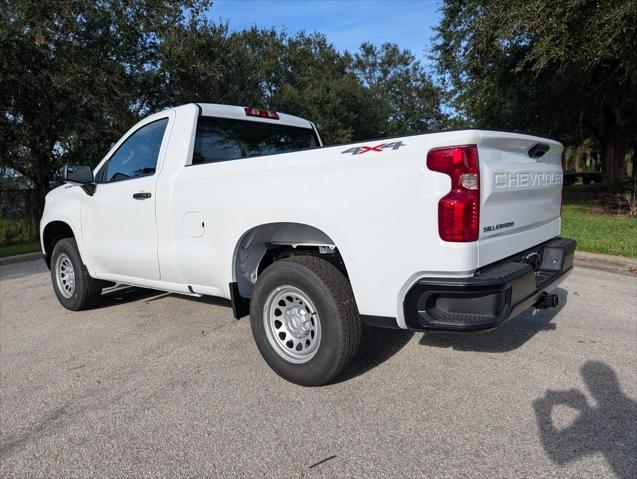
[0,218,38,246]
[617,180,637,217]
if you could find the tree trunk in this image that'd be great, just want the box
[600,124,627,186]
[29,165,50,242]
[574,149,582,173]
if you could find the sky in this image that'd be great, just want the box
[208,0,442,64]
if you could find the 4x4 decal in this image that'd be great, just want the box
[341,141,405,155]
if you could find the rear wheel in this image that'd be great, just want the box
[50,238,102,310]
[250,255,361,386]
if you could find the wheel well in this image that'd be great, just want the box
[232,222,348,300]
[42,221,75,268]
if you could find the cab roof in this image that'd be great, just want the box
[194,103,314,130]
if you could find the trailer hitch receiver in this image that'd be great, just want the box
[534,292,559,309]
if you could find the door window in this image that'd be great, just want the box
[100,118,168,183]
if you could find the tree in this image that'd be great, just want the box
[156,23,276,110]
[433,0,637,185]
[0,0,211,230]
[352,42,446,137]
[265,32,384,144]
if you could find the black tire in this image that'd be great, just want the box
[249,255,362,386]
[50,238,102,310]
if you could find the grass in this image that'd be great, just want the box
[0,241,41,258]
[561,185,637,258]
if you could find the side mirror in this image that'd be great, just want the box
[63,164,96,196]
[63,164,94,184]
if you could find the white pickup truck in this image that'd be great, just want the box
[41,103,575,385]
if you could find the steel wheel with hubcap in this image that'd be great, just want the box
[55,253,76,299]
[264,285,321,364]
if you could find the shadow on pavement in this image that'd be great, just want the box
[97,286,233,310]
[176,294,232,308]
[418,287,568,353]
[533,361,637,479]
[96,286,167,308]
[334,326,414,383]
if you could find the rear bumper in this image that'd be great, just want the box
[403,237,576,332]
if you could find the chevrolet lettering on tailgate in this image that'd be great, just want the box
[494,171,563,189]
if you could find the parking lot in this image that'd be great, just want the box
[1,259,635,478]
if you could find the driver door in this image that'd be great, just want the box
[81,116,170,281]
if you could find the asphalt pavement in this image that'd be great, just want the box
[1,260,635,478]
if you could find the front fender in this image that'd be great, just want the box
[40,185,91,271]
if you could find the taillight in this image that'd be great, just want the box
[245,107,279,119]
[427,145,480,242]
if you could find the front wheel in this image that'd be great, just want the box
[249,255,361,386]
[50,238,102,310]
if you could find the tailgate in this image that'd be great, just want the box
[477,132,563,264]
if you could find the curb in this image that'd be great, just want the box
[574,251,637,276]
[0,251,44,266]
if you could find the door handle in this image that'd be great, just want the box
[133,192,152,200]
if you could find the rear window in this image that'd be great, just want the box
[192,116,318,165]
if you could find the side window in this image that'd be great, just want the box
[101,118,168,183]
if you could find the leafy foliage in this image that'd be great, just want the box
[352,43,446,137]
[433,0,637,184]
[0,218,36,247]
[0,0,211,217]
